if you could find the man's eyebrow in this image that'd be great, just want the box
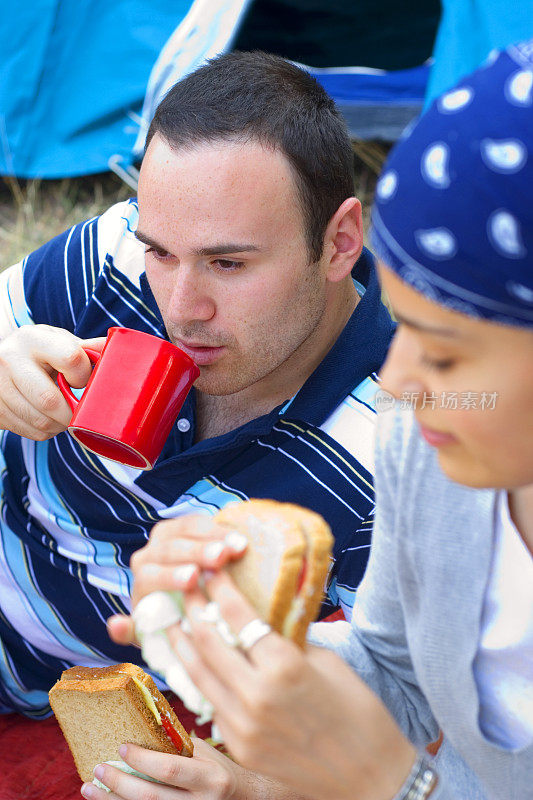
[134,230,261,256]
[194,243,261,256]
[394,312,461,338]
[134,230,166,250]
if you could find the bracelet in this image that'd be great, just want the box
[391,754,439,800]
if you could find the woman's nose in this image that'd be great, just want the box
[379,328,425,400]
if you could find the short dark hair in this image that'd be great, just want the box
[146,51,355,262]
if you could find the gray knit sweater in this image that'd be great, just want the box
[310,407,533,800]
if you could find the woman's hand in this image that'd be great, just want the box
[80,737,308,800]
[160,571,417,800]
[107,516,247,646]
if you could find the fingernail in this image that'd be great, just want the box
[93,764,105,780]
[141,564,161,577]
[203,541,225,562]
[81,784,96,799]
[173,563,197,585]
[176,637,195,663]
[224,531,248,553]
[118,744,128,758]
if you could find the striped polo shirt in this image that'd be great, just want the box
[0,200,394,716]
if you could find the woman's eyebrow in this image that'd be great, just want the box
[394,312,462,338]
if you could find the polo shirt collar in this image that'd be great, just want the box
[281,247,394,426]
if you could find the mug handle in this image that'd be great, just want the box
[57,348,102,413]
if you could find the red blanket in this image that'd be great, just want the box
[0,697,211,800]
[0,611,344,799]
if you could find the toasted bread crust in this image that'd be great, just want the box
[49,663,193,781]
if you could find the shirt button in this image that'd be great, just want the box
[177,418,191,433]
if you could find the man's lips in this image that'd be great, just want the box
[418,424,457,448]
[174,340,226,366]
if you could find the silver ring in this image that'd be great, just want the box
[237,618,272,652]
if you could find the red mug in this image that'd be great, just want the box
[57,327,200,469]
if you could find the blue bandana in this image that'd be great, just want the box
[370,39,533,327]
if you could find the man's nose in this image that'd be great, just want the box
[379,327,425,400]
[167,265,216,323]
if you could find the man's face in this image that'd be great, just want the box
[136,135,330,398]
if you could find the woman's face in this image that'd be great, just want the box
[378,263,533,489]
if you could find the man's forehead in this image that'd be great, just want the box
[137,134,305,244]
[141,133,294,185]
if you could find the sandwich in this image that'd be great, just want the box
[215,499,334,647]
[49,662,193,784]
[134,499,334,722]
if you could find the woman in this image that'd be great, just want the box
[105,40,533,800]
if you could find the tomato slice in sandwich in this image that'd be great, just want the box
[296,556,307,593]
[161,713,184,751]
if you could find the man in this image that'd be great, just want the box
[0,52,392,726]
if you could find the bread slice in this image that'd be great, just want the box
[49,662,193,783]
[215,500,333,646]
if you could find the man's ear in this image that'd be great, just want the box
[323,197,364,282]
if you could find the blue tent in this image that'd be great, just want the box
[0,0,192,178]
[1,0,435,179]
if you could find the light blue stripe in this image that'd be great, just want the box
[272,424,374,504]
[330,580,357,618]
[351,375,380,410]
[0,639,49,710]
[31,441,95,558]
[0,517,104,661]
[6,267,33,327]
[181,477,246,510]
[63,226,77,326]
[29,441,131,594]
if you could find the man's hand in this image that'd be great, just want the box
[80,737,308,800]
[0,324,105,439]
[107,515,248,646]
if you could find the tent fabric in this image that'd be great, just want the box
[233,0,440,70]
[0,0,192,179]
[131,0,433,161]
[132,0,255,158]
[0,0,436,180]
[425,0,533,106]
[306,64,430,142]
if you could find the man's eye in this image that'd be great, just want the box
[420,354,455,372]
[145,246,171,260]
[212,259,244,271]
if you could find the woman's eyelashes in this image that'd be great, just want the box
[420,353,456,372]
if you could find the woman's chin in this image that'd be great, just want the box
[437,450,532,491]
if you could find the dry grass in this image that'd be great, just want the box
[0,173,131,267]
[0,140,389,268]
